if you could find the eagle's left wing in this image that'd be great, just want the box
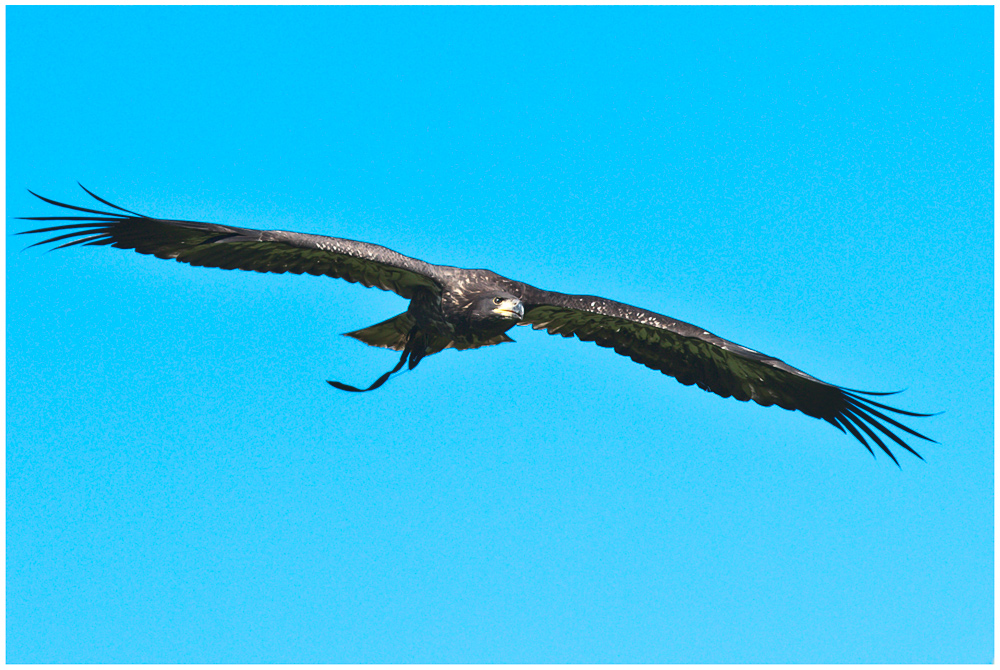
[515,284,934,464]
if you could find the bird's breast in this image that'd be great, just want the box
[408,289,456,336]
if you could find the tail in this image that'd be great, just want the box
[345,312,515,354]
[344,312,416,351]
[333,312,517,392]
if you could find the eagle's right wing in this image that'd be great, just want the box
[19,186,443,299]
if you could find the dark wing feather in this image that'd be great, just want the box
[516,285,934,464]
[18,186,443,299]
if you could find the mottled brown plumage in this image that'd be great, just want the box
[20,185,935,464]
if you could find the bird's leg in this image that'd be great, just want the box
[327,328,423,393]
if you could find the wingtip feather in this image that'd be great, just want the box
[77,183,143,216]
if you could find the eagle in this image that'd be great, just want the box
[20,185,934,465]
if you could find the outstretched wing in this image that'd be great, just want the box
[516,285,934,465]
[18,186,442,299]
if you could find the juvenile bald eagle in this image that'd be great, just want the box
[20,186,934,464]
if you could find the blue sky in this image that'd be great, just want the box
[6,6,992,663]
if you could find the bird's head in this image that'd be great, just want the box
[470,292,525,325]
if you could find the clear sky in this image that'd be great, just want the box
[6,6,993,663]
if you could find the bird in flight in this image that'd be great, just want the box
[20,185,934,464]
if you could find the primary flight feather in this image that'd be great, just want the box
[20,185,934,464]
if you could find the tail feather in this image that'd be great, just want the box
[345,313,515,354]
[344,313,415,351]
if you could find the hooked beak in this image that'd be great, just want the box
[493,301,525,320]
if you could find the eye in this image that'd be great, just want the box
[493,297,503,305]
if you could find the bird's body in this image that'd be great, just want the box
[20,186,934,463]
